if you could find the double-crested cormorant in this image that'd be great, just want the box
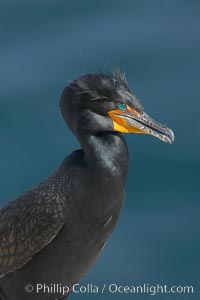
[0,70,174,299]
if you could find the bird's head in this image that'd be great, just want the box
[60,70,174,144]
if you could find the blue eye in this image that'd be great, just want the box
[118,102,126,110]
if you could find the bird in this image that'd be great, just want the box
[0,70,174,300]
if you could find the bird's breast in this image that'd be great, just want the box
[64,166,125,243]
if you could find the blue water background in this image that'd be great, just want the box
[0,1,200,299]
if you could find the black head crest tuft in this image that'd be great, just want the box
[74,69,129,101]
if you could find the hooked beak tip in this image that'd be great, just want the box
[166,128,175,144]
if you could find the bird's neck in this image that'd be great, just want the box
[80,132,129,186]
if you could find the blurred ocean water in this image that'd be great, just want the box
[0,1,200,299]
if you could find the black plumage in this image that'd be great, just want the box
[0,70,174,299]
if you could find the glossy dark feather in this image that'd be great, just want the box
[0,163,68,278]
